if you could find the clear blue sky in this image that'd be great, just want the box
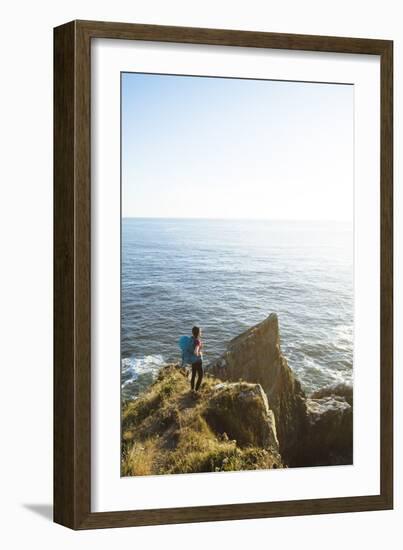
[122,72,353,221]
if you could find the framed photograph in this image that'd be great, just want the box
[54,20,393,529]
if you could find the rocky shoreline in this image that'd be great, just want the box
[121,314,353,475]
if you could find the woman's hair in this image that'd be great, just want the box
[192,326,200,338]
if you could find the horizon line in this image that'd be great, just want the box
[122,216,352,223]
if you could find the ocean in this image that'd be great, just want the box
[121,218,353,400]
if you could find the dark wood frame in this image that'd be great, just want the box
[54,19,393,530]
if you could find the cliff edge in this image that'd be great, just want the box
[208,314,352,467]
[122,365,283,476]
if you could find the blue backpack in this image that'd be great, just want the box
[178,335,197,365]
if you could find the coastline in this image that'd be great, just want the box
[122,314,353,475]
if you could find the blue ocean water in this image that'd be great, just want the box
[121,218,353,398]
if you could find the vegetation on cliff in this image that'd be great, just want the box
[122,365,282,476]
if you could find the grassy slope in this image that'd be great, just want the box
[122,365,283,476]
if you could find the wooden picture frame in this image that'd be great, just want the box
[54,20,393,529]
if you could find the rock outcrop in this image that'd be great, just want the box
[207,314,353,468]
[303,385,353,466]
[205,382,279,451]
[208,314,307,464]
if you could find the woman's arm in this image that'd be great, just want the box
[194,339,201,357]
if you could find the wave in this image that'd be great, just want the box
[121,354,165,387]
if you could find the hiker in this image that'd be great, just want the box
[178,326,204,392]
[189,326,203,392]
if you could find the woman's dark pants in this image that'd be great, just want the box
[191,360,203,391]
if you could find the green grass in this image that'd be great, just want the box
[121,364,282,476]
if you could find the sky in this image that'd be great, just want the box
[121,72,353,221]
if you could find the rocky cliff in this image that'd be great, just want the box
[303,384,353,466]
[207,314,307,464]
[122,314,353,475]
[207,314,352,467]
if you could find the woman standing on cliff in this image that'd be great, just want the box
[190,326,203,392]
